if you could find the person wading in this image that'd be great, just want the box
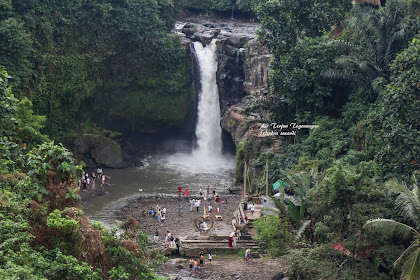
[178,185,182,198]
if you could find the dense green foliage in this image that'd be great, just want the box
[269,36,347,123]
[182,0,234,13]
[255,0,352,55]
[377,35,420,175]
[1,0,190,136]
[365,177,420,280]
[245,0,420,279]
[254,215,293,256]
[0,71,160,279]
[182,0,258,14]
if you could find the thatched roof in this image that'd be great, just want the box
[354,0,381,6]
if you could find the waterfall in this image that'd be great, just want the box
[163,39,235,173]
[193,40,222,157]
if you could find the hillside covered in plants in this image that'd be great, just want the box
[1,0,420,279]
[224,0,420,279]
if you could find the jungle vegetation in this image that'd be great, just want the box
[238,0,419,279]
[0,0,419,279]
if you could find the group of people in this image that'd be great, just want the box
[178,185,225,216]
[178,185,221,201]
[153,229,176,247]
[189,251,212,276]
[79,168,106,191]
[243,201,255,215]
[228,229,242,248]
[148,204,167,226]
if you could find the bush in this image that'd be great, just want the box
[254,215,293,256]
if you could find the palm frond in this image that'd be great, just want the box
[271,195,285,213]
[322,68,362,82]
[296,220,311,240]
[286,202,301,225]
[330,39,360,53]
[364,219,419,240]
[387,179,420,227]
[399,241,420,280]
[395,240,420,267]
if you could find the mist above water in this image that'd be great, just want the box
[164,40,235,173]
[83,40,236,225]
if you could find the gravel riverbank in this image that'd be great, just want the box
[121,194,240,240]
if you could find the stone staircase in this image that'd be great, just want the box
[178,239,259,257]
[154,199,264,257]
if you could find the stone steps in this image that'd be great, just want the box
[178,238,260,257]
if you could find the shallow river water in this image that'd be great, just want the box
[82,153,235,227]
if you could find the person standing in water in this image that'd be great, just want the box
[184,187,189,199]
[177,185,182,198]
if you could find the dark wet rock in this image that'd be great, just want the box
[228,185,242,194]
[199,31,216,44]
[272,272,285,280]
[203,22,218,28]
[182,27,195,37]
[217,54,229,81]
[243,38,272,96]
[215,38,228,51]
[90,137,125,168]
[190,35,200,42]
[184,22,194,28]
[223,45,239,57]
[227,34,251,48]
[180,37,192,49]
[74,134,125,168]
[212,28,221,36]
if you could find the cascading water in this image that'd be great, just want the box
[83,39,235,228]
[163,39,235,173]
[193,40,222,157]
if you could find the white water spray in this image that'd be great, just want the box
[193,40,222,156]
[163,40,234,173]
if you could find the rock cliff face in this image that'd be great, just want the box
[175,18,271,114]
[175,18,277,186]
[221,103,281,185]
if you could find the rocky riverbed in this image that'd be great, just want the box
[158,255,289,280]
[121,195,240,240]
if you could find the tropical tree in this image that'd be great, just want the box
[269,36,347,123]
[254,0,352,55]
[364,175,420,280]
[271,171,317,240]
[376,34,420,177]
[326,1,419,102]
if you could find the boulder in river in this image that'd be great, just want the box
[199,30,216,45]
[272,272,285,280]
[74,134,125,168]
[227,34,252,48]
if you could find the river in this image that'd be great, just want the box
[83,38,236,226]
[82,153,235,227]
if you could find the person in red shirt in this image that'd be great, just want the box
[177,186,182,198]
[184,187,189,198]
